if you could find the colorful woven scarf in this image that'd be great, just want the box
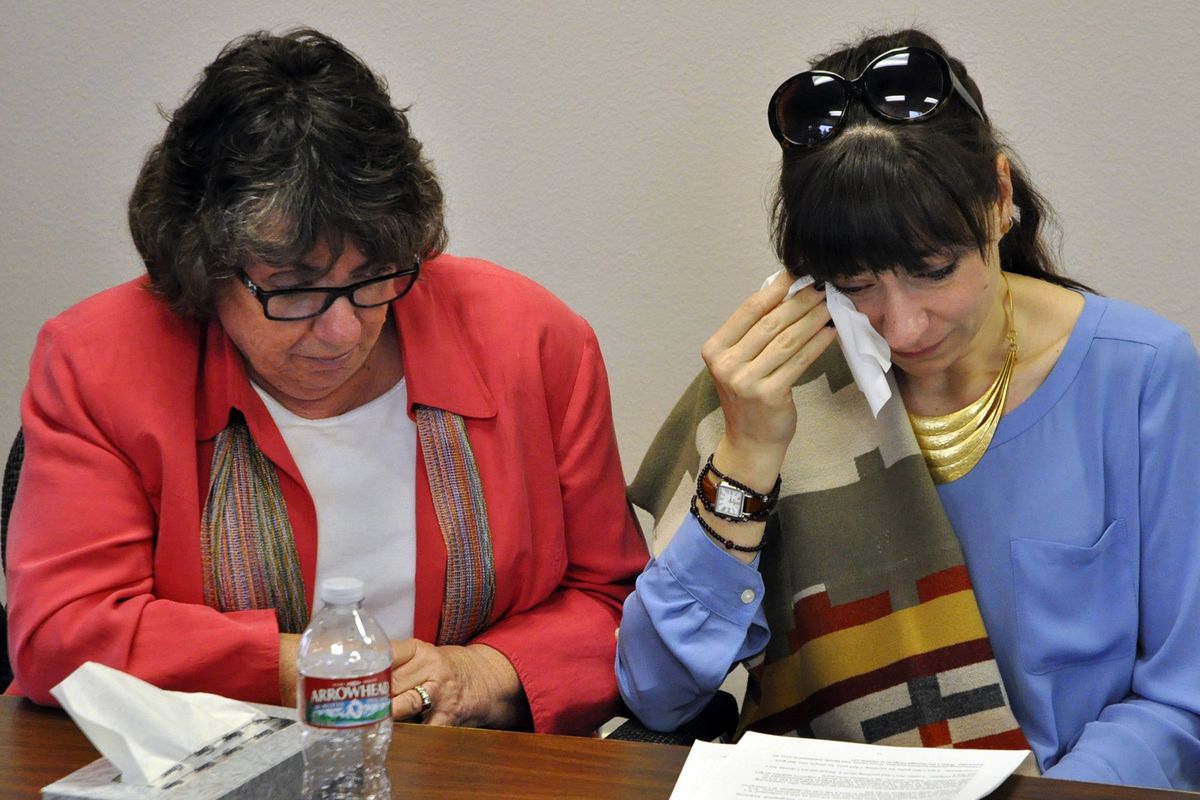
[200,418,309,633]
[630,344,1032,757]
[200,406,495,644]
[415,406,496,645]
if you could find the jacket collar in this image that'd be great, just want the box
[392,264,496,420]
[196,321,263,442]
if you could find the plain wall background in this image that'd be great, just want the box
[2,2,1198,599]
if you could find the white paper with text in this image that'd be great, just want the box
[672,732,1029,800]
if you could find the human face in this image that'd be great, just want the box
[830,246,1005,380]
[216,240,401,418]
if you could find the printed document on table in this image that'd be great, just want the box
[670,732,1029,800]
[667,740,734,800]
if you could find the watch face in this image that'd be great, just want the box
[714,482,745,518]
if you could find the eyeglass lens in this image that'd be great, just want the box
[861,50,946,121]
[267,273,413,319]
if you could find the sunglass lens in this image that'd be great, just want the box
[775,73,847,146]
[863,49,946,121]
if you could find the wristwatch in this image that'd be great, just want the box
[696,455,781,523]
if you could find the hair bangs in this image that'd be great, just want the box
[779,126,993,281]
[225,141,420,273]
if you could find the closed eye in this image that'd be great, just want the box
[267,277,314,291]
[831,281,871,295]
[829,266,878,295]
[916,260,959,282]
[262,266,325,291]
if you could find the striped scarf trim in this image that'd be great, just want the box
[200,407,496,645]
[415,406,496,645]
[200,418,309,633]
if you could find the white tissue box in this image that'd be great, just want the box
[41,703,303,800]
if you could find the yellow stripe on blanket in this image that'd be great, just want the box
[751,590,987,721]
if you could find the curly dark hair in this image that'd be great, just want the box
[128,28,447,318]
[770,28,1091,293]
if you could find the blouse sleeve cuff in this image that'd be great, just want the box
[658,514,765,625]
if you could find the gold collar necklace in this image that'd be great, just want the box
[908,275,1018,484]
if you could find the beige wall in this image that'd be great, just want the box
[2,2,1197,601]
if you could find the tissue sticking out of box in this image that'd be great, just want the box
[50,662,266,785]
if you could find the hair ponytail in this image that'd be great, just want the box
[999,156,1093,291]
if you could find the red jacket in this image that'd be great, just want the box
[7,255,647,734]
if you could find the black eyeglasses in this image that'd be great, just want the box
[238,258,421,321]
[768,46,987,149]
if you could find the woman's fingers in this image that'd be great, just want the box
[392,685,429,721]
[387,640,478,727]
[708,285,838,456]
[768,317,838,393]
[707,286,830,389]
[704,271,796,354]
[712,286,826,371]
[759,300,838,392]
[388,638,439,721]
[746,293,832,385]
[390,638,419,670]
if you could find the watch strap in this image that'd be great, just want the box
[696,454,781,522]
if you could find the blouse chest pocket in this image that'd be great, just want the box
[1010,518,1136,675]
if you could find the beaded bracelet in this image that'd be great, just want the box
[690,496,768,553]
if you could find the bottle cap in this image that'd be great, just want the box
[320,576,365,604]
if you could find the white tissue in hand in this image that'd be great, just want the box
[763,269,893,417]
[49,661,264,786]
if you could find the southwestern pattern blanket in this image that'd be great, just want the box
[629,343,1031,755]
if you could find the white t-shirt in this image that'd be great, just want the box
[252,379,416,640]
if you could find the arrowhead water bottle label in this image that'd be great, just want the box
[302,670,392,728]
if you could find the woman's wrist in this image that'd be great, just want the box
[460,644,531,729]
[712,436,786,495]
[692,437,784,564]
[693,505,767,564]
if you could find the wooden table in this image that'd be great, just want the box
[1,696,1193,798]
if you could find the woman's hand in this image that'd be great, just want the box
[697,273,836,561]
[388,640,531,729]
[702,273,836,483]
[279,632,301,706]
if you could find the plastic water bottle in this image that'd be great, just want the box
[297,576,393,800]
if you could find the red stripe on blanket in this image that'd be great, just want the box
[919,720,952,747]
[954,729,1030,750]
[789,589,894,648]
[916,565,973,603]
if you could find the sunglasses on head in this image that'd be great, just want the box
[768,46,987,149]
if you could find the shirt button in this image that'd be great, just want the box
[740,589,756,604]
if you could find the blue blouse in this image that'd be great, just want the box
[617,293,1200,789]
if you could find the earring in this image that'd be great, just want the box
[1001,204,1021,235]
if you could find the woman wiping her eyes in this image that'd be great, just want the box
[617,27,1200,789]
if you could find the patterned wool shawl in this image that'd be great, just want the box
[630,343,1034,756]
